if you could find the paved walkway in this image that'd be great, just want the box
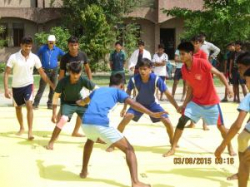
[0,85,248,187]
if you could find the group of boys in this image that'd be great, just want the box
[3,34,250,187]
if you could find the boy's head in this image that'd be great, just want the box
[199,33,206,43]
[227,42,235,51]
[138,58,152,77]
[243,68,250,90]
[237,52,250,77]
[115,41,122,51]
[20,36,33,54]
[68,36,79,53]
[177,42,194,63]
[138,41,145,51]
[68,62,82,82]
[235,41,242,52]
[157,44,165,54]
[109,73,124,89]
[191,35,202,51]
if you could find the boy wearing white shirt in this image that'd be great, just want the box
[4,36,55,140]
[152,44,168,100]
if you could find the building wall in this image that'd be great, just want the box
[0,0,34,7]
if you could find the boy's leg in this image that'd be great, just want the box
[80,139,94,178]
[202,119,209,131]
[181,80,186,101]
[238,148,250,187]
[46,115,68,150]
[106,113,134,152]
[172,79,179,97]
[72,116,84,137]
[217,125,237,156]
[15,106,24,135]
[161,117,174,145]
[241,83,247,97]
[26,100,34,140]
[113,137,150,187]
[163,115,190,157]
[33,77,47,108]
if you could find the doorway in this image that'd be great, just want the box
[160,28,175,60]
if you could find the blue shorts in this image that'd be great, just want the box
[184,101,224,125]
[12,84,33,106]
[127,102,168,123]
[82,124,124,146]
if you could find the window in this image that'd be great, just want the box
[0,23,8,46]
[13,23,24,47]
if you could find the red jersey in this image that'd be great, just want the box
[181,57,220,105]
[193,49,207,60]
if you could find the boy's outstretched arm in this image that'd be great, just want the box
[76,96,91,107]
[125,98,167,119]
[211,67,233,98]
[120,89,131,117]
[164,89,179,110]
[215,111,247,158]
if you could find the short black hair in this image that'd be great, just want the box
[235,41,243,46]
[115,41,122,46]
[237,52,250,66]
[177,42,195,53]
[244,67,250,77]
[191,35,203,43]
[138,58,152,68]
[226,42,235,47]
[109,73,124,86]
[158,43,165,49]
[68,36,79,44]
[21,36,33,44]
[68,62,82,73]
[138,40,145,46]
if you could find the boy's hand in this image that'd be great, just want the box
[4,89,12,99]
[214,144,226,158]
[177,105,185,114]
[150,111,168,118]
[226,86,233,98]
[51,114,57,123]
[120,108,126,117]
[76,100,85,106]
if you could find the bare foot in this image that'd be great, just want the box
[96,138,106,144]
[16,128,25,136]
[79,171,88,178]
[163,149,175,157]
[28,131,34,140]
[228,149,237,156]
[203,124,210,131]
[227,173,238,180]
[106,146,115,152]
[45,142,54,150]
[186,123,195,128]
[72,133,85,137]
[132,181,151,187]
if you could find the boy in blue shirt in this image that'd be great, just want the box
[107,58,179,153]
[77,73,166,187]
[215,52,250,186]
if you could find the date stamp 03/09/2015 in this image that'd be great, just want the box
[173,157,235,165]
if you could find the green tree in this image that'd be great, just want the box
[0,26,6,48]
[163,0,250,52]
[34,27,70,52]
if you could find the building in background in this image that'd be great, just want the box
[0,0,203,62]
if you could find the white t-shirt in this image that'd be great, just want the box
[7,50,42,88]
[152,53,168,76]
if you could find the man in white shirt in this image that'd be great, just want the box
[200,33,220,61]
[152,44,168,100]
[4,36,55,140]
[128,41,151,75]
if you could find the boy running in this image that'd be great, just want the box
[107,58,179,152]
[4,36,55,140]
[164,42,236,157]
[46,62,96,150]
[78,73,166,187]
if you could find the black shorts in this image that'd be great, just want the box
[174,68,182,80]
[231,69,245,85]
[12,84,33,106]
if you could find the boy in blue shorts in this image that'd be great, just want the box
[164,42,236,157]
[46,62,96,150]
[107,58,179,152]
[215,52,250,186]
[77,73,166,187]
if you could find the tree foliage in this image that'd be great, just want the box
[163,0,250,52]
[0,26,6,48]
[34,27,70,52]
